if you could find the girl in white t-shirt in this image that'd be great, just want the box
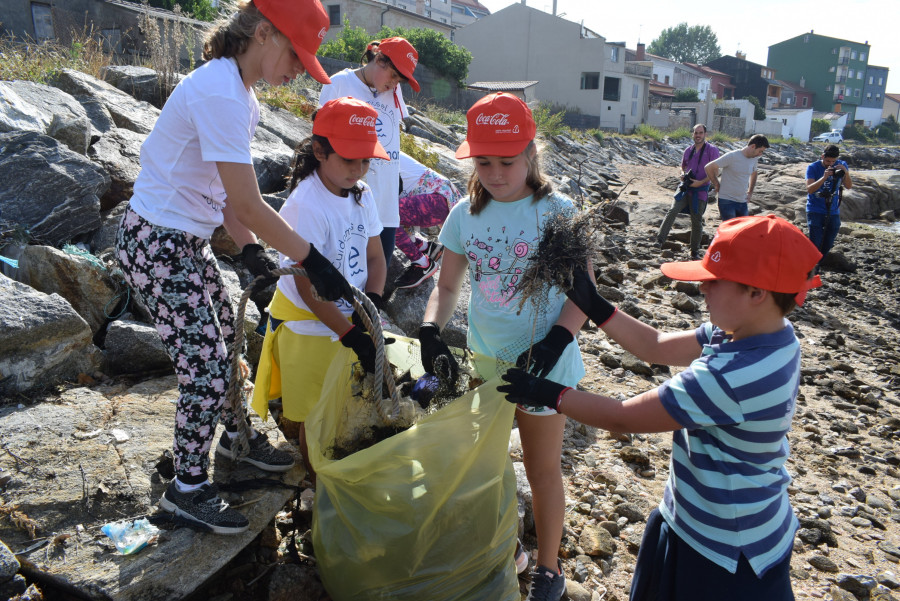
[318,37,419,267]
[115,0,353,535]
[251,97,387,484]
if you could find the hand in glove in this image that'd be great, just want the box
[418,322,458,385]
[339,325,376,373]
[516,325,573,378]
[242,243,278,286]
[498,368,571,412]
[566,265,617,327]
[302,244,354,303]
[352,292,384,332]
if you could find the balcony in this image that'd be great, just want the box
[837,56,849,65]
[835,75,847,83]
[624,62,652,78]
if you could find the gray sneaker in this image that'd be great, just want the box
[216,431,295,472]
[526,559,565,601]
[159,481,249,535]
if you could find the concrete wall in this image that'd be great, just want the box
[321,0,452,45]
[855,106,883,128]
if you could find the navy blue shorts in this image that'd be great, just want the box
[629,509,794,601]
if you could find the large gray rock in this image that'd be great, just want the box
[88,127,146,210]
[0,539,19,582]
[102,65,183,110]
[0,80,92,154]
[250,126,294,194]
[103,319,171,375]
[0,274,100,394]
[0,131,108,247]
[53,68,161,135]
[258,102,312,152]
[14,245,119,335]
[0,379,302,601]
[91,203,127,254]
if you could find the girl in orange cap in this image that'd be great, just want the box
[116,0,351,534]
[318,37,420,268]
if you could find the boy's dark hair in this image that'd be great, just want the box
[203,1,269,61]
[289,110,364,203]
[360,41,408,83]
[822,145,840,158]
[736,283,802,316]
[467,141,552,215]
[748,134,770,149]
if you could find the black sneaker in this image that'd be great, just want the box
[393,258,439,289]
[425,241,444,263]
[216,431,295,472]
[526,559,565,601]
[159,481,249,535]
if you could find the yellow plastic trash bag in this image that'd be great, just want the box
[307,336,520,601]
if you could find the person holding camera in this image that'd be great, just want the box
[655,124,720,259]
[805,144,853,268]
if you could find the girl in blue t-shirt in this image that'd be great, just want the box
[417,93,586,601]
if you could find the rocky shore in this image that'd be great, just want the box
[1,66,900,601]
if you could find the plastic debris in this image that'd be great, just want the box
[101,518,159,555]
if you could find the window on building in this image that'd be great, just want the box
[856,72,862,79]
[860,52,866,61]
[802,97,808,107]
[441,17,448,23]
[631,100,637,116]
[878,77,884,85]
[804,34,810,42]
[327,4,341,26]
[425,9,431,17]
[829,66,835,72]
[877,93,882,100]
[664,75,670,84]
[633,83,639,98]
[854,88,860,97]
[452,6,465,13]
[851,51,857,59]
[866,92,872,99]
[826,85,832,91]
[652,73,658,81]
[31,2,54,40]
[848,69,854,78]
[832,47,837,54]
[869,76,874,84]
[581,72,600,90]
[610,47,619,62]
[603,77,621,101]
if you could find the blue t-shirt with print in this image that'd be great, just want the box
[439,192,584,387]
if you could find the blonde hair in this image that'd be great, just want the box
[202,1,274,61]
[466,141,552,215]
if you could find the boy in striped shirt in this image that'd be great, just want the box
[499,215,822,601]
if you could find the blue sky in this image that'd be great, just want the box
[477,0,898,92]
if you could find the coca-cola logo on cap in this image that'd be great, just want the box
[407,53,418,67]
[318,28,326,40]
[475,112,510,126]
[349,114,377,128]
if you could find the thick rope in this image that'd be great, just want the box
[226,266,401,461]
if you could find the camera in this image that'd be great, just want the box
[830,167,845,178]
[677,169,695,193]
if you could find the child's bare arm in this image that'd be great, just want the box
[560,387,682,433]
[422,249,467,328]
[365,236,386,296]
[601,310,701,367]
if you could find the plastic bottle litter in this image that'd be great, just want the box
[101,518,159,555]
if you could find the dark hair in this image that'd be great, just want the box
[822,145,840,158]
[359,41,407,83]
[466,141,552,215]
[748,134,770,149]
[203,1,274,61]
[289,116,364,203]
[694,123,707,132]
[735,283,801,316]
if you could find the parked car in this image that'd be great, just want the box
[813,130,843,143]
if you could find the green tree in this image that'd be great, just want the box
[647,23,721,64]
[377,26,471,85]
[811,118,831,136]
[745,95,766,120]
[673,88,700,102]
[317,19,372,63]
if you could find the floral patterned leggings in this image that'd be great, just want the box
[116,205,242,485]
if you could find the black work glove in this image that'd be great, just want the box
[302,244,354,303]
[340,325,376,373]
[498,368,570,412]
[566,265,617,328]
[242,243,278,286]
[516,325,573,378]
[418,322,458,385]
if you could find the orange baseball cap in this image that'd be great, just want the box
[377,37,420,92]
[313,97,389,160]
[455,92,537,159]
[660,215,823,306]
[254,0,331,84]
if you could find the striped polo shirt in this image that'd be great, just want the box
[657,320,801,577]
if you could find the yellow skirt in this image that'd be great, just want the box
[270,327,342,423]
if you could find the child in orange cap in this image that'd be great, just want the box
[500,214,823,601]
[116,0,351,535]
[318,37,420,267]
[419,92,588,600]
[251,97,389,483]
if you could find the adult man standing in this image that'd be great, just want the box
[655,124,720,259]
[705,134,769,221]
[805,144,853,267]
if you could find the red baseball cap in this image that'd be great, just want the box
[456,92,537,159]
[660,214,823,306]
[377,37,420,92]
[254,0,331,84]
[313,97,389,160]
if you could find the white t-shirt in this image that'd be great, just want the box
[399,151,429,194]
[130,57,259,238]
[318,69,409,227]
[277,171,383,337]
[708,148,758,203]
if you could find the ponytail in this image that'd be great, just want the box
[202,0,273,61]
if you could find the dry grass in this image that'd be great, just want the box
[0,26,111,83]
